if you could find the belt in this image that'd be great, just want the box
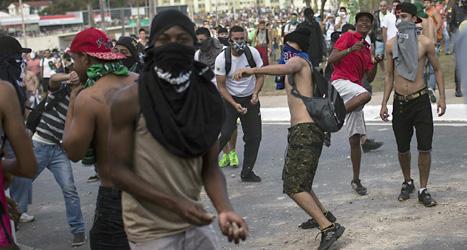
[394,88,428,102]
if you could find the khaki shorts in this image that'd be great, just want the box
[282,123,324,194]
[331,79,368,138]
[129,225,219,250]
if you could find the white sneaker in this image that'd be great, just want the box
[19,213,34,223]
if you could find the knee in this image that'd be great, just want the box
[349,135,361,147]
[360,92,371,104]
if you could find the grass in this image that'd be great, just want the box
[260,51,457,96]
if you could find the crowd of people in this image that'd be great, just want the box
[0,0,465,249]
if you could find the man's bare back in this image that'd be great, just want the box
[63,73,138,188]
[386,34,437,95]
[284,56,316,126]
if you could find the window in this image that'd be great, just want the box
[174,0,180,3]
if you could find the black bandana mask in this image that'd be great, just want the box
[147,43,195,76]
[145,43,196,93]
[121,57,138,70]
[218,37,230,46]
[0,53,26,114]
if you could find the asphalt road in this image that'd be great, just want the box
[15,122,467,250]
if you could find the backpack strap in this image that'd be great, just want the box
[44,84,69,111]
[243,46,257,69]
[224,46,256,75]
[224,47,232,75]
[287,56,315,101]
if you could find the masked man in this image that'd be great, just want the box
[215,26,264,182]
[380,2,446,207]
[115,36,143,73]
[109,10,248,249]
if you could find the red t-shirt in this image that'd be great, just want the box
[330,32,374,86]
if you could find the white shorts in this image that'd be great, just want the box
[331,79,368,138]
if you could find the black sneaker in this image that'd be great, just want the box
[361,138,383,153]
[418,189,437,207]
[241,171,261,182]
[318,223,345,250]
[398,179,415,201]
[351,179,368,195]
[72,232,87,247]
[299,211,337,230]
[87,174,100,183]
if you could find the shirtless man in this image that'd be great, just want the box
[380,2,446,207]
[233,27,345,250]
[62,28,138,249]
[23,64,40,108]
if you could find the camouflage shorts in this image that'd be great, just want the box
[282,123,324,195]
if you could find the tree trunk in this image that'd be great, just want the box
[88,0,95,28]
[304,0,311,8]
[320,0,327,22]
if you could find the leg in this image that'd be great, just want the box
[349,134,362,181]
[228,128,238,150]
[288,192,331,229]
[5,141,33,215]
[344,92,371,114]
[239,99,262,176]
[442,27,450,54]
[418,152,431,189]
[218,99,240,154]
[309,190,327,213]
[48,148,85,234]
[398,152,412,180]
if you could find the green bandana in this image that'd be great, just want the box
[83,62,129,89]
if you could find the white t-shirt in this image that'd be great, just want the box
[382,12,397,41]
[40,57,55,78]
[214,46,263,97]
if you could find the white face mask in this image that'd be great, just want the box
[340,11,346,16]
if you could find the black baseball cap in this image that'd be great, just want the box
[0,36,32,54]
[396,2,423,23]
[355,11,374,23]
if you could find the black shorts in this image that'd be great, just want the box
[282,123,324,195]
[392,92,433,154]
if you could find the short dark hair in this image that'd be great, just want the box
[218,27,228,34]
[340,7,347,11]
[195,27,211,37]
[229,26,244,36]
[291,13,298,16]
[393,0,401,3]
[139,28,146,33]
[342,24,356,33]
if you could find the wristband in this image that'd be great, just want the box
[347,48,351,54]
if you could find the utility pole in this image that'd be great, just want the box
[149,0,155,27]
[137,0,141,32]
[121,8,125,37]
[19,0,27,47]
[99,0,107,32]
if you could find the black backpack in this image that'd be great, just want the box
[224,46,256,75]
[287,57,346,133]
[26,86,68,134]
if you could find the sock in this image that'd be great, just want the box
[322,223,335,231]
[419,188,427,194]
[407,181,413,185]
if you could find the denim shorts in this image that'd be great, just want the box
[392,92,433,154]
[282,123,324,194]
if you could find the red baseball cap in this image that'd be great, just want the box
[70,28,126,60]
